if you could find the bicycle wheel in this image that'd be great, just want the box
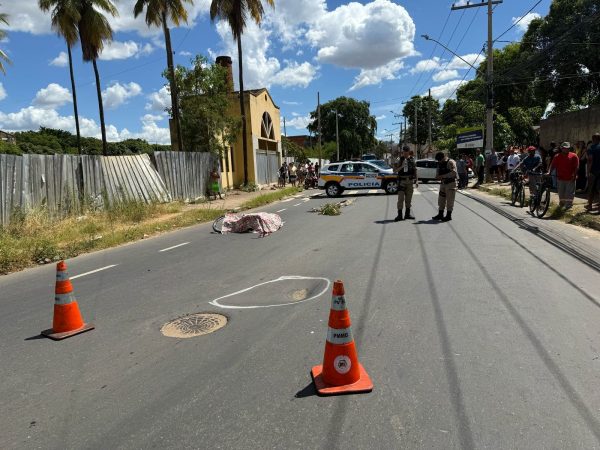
[212,215,225,233]
[511,184,517,205]
[518,187,525,208]
[528,194,537,214]
[536,187,551,218]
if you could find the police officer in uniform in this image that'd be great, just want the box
[394,146,417,221]
[432,151,457,222]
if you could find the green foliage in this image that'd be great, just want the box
[168,55,240,155]
[282,136,307,161]
[307,97,377,161]
[402,95,442,145]
[318,203,341,216]
[239,182,259,192]
[240,186,301,209]
[0,141,22,155]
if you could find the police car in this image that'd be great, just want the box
[318,161,398,197]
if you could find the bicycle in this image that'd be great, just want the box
[528,174,553,218]
[510,170,525,207]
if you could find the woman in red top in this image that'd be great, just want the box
[547,142,579,208]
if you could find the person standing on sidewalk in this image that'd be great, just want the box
[506,148,521,180]
[586,133,600,213]
[547,142,579,209]
[394,146,417,221]
[474,148,485,187]
[457,154,468,189]
[432,152,457,222]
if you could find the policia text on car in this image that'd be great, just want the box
[432,152,457,222]
[394,147,417,222]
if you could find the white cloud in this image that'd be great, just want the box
[307,0,416,70]
[282,101,301,106]
[0,106,171,144]
[33,83,72,109]
[513,12,541,33]
[102,82,142,109]
[410,57,441,74]
[271,61,318,88]
[99,40,154,60]
[0,83,6,101]
[350,59,404,91]
[433,69,459,82]
[447,53,482,70]
[267,0,326,45]
[145,86,171,112]
[429,80,467,101]
[285,115,310,130]
[454,0,469,6]
[376,115,386,121]
[50,51,69,67]
[179,51,192,56]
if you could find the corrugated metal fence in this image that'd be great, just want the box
[0,153,194,227]
[154,151,218,202]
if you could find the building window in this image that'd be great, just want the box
[261,112,275,140]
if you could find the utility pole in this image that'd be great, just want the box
[334,110,340,162]
[414,104,418,158]
[428,88,432,154]
[317,92,322,167]
[451,0,502,157]
[283,117,287,161]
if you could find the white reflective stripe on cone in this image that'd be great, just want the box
[330,295,347,311]
[327,326,354,345]
[54,292,75,305]
[56,271,69,281]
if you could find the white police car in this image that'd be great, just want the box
[318,161,398,197]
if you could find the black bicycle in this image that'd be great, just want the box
[510,170,525,207]
[528,174,553,218]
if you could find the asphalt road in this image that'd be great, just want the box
[1,186,600,450]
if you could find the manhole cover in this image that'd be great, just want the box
[161,313,227,338]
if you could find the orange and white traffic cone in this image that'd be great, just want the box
[41,261,94,340]
[311,280,373,395]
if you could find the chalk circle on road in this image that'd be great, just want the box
[209,276,331,309]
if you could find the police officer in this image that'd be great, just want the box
[432,151,457,222]
[394,146,417,221]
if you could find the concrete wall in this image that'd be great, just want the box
[539,105,600,147]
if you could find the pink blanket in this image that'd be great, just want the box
[221,212,283,236]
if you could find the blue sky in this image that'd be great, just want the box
[0,0,552,144]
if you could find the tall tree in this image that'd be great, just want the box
[39,0,83,153]
[0,4,10,74]
[77,0,118,156]
[402,95,441,146]
[133,0,192,152]
[210,0,274,185]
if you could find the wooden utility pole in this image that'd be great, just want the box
[317,92,322,167]
[283,117,287,161]
[428,88,432,154]
[335,109,339,162]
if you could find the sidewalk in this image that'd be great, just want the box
[469,180,600,231]
[185,185,302,212]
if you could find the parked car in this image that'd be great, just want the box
[361,154,377,161]
[416,159,439,183]
[318,161,398,197]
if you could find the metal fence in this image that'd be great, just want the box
[154,151,217,202]
[0,153,171,227]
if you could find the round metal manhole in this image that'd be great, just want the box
[161,313,227,338]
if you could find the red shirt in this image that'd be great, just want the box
[550,152,579,181]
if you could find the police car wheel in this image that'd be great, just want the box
[325,182,342,197]
[384,181,398,195]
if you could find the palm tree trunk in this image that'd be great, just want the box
[162,11,183,152]
[92,58,108,156]
[237,36,248,185]
[67,44,82,154]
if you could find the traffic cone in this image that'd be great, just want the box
[311,280,373,395]
[41,261,94,340]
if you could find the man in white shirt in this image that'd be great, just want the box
[506,148,521,180]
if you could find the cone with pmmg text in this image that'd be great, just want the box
[311,280,373,395]
[41,261,94,340]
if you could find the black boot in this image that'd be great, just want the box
[432,210,444,220]
[394,210,404,222]
[404,208,415,220]
[442,210,453,222]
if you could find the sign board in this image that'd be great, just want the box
[456,127,484,149]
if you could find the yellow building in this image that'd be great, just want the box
[217,56,282,189]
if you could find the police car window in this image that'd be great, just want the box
[416,161,428,168]
[341,164,354,173]
[361,164,378,173]
[327,164,339,172]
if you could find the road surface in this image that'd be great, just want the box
[1,186,599,449]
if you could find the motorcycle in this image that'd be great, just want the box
[304,173,318,189]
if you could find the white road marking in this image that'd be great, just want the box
[293,203,302,206]
[348,190,358,195]
[368,189,378,194]
[209,276,332,309]
[280,198,295,202]
[71,265,118,280]
[159,242,190,253]
[276,208,287,212]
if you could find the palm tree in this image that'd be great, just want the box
[133,0,192,152]
[77,0,118,156]
[210,0,274,185]
[0,5,11,74]
[39,0,83,153]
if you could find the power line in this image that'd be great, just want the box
[442,47,485,102]
[493,0,542,43]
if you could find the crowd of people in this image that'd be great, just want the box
[462,133,600,211]
[278,161,320,188]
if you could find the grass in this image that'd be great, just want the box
[317,203,341,216]
[0,186,304,275]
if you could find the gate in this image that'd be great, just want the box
[256,150,279,185]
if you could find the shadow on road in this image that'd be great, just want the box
[294,382,317,399]
[24,334,45,341]
[374,219,395,224]
[414,219,442,225]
